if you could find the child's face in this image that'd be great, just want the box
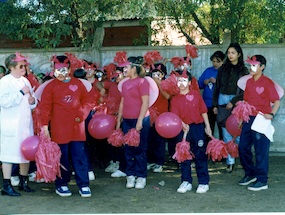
[249,64,264,76]
[177,77,190,90]
[54,67,70,81]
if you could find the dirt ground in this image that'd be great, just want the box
[1,152,285,214]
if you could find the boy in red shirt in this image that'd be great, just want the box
[238,55,280,191]
[171,69,212,194]
[39,55,92,197]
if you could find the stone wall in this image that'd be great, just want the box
[0,43,284,151]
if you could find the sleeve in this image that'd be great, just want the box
[38,83,53,126]
[0,78,23,108]
[212,69,221,107]
[75,82,93,121]
[198,70,207,89]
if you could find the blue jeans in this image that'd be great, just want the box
[122,116,150,178]
[55,141,89,189]
[239,116,270,183]
[175,123,209,185]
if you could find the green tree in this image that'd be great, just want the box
[0,0,284,48]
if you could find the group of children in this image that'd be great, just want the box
[0,43,281,197]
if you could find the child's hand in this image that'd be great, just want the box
[204,125,212,137]
[28,96,35,105]
[182,123,189,132]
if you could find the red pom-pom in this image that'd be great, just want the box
[161,74,180,96]
[232,101,256,123]
[104,63,117,80]
[124,128,140,147]
[172,139,194,163]
[149,106,160,126]
[107,129,124,147]
[226,140,239,158]
[35,129,62,183]
[206,137,228,162]
[114,51,128,64]
[171,57,182,68]
[185,44,198,58]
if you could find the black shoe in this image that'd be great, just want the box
[18,175,34,192]
[248,181,268,191]
[1,179,21,196]
[226,164,234,173]
[238,176,257,186]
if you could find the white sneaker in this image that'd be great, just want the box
[105,161,116,173]
[111,170,126,178]
[147,163,155,170]
[10,176,20,186]
[28,172,36,182]
[79,186,91,198]
[126,176,135,188]
[113,161,120,172]
[153,164,163,173]
[135,177,146,189]
[177,181,192,193]
[88,171,95,181]
[196,184,209,193]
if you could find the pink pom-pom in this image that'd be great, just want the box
[35,129,62,183]
[172,139,194,163]
[226,140,239,158]
[161,74,180,96]
[107,129,124,147]
[171,57,182,68]
[232,101,256,123]
[206,137,228,162]
[124,128,140,147]
[149,106,160,126]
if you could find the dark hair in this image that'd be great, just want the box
[116,67,124,73]
[5,54,18,70]
[175,68,192,81]
[128,56,146,77]
[253,55,266,67]
[73,68,87,79]
[210,51,225,62]
[222,43,246,72]
[55,55,70,68]
[150,63,167,75]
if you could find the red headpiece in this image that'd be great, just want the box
[244,56,260,65]
[12,52,29,64]
[185,44,198,58]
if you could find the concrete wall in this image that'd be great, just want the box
[0,43,284,151]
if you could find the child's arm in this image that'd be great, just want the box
[201,112,212,137]
[264,100,280,120]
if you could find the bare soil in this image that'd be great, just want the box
[1,153,285,214]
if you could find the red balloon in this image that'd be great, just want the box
[226,114,241,137]
[155,112,183,138]
[21,135,40,161]
[88,113,116,139]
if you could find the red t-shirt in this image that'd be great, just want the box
[39,77,92,144]
[170,90,207,124]
[103,81,121,115]
[151,90,169,115]
[244,75,279,115]
[121,77,149,119]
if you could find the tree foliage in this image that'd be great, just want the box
[0,0,284,48]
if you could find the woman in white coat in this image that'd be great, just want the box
[0,52,37,196]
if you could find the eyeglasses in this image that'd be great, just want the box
[18,64,26,69]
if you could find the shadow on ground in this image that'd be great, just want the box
[1,152,285,214]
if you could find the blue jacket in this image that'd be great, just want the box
[198,66,218,108]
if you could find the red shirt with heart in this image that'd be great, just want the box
[39,77,92,144]
[244,75,279,115]
[170,90,207,124]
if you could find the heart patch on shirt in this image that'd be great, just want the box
[186,94,194,101]
[69,84,78,92]
[256,87,264,95]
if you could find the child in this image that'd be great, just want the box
[238,55,280,191]
[39,55,92,197]
[171,69,212,194]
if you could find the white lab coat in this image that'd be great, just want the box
[0,74,37,163]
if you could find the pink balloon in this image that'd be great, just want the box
[21,135,40,161]
[155,112,183,138]
[226,114,241,137]
[88,113,116,139]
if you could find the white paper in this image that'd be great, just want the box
[251,112,275,142]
